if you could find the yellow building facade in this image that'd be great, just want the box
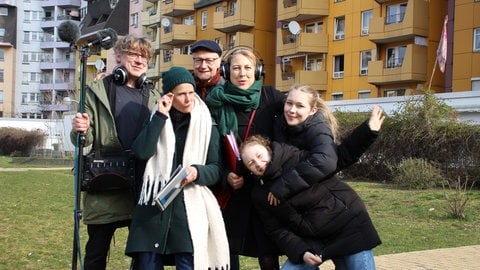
[140,0,479,100]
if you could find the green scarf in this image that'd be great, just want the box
[206,80,262,136]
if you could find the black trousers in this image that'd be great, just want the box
[84,219,131,270]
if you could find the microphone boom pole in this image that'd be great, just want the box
[71,45,91,270]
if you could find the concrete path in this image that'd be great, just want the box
[321,245,480,270]
[0,167,71,171]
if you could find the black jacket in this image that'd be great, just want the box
[222,86,286,257]
[252,120,382,263]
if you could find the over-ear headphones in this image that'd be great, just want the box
[220,46,265,81]
[112,66,148,89]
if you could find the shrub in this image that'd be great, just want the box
[443,177,476,219]
[387,158,446,189]
[0,127,45,156]
[335,90,480,186]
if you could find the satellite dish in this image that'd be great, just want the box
[161,18,171,28]
[94,59,105,72]
[288,21,301,35]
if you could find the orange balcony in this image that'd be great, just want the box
[159,50,192,71]
[160,24,196,45]
[213,0,254,33]
[141,8,161,27]
[369,0,429,44]
[277,30,328,56]
[367,44,427,85]
[161,0,194,17]
[277,0,328,22]
[147,55,161,80]
[223,32,254,51]
[275,65,327,92]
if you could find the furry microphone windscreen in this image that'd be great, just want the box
[58,21,80,44]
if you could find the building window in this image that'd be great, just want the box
[227,33,236,49]
[333,55,344,79]
[472,78,480,91]
[334,16,345,40]
[360,50,372,75]
[226,1,237,17]
[386,46,406,68]
[183,15,194,25]
[201,11,208,30]
[0,7,8,16]
[0,69,3,82]
[306,57,324,71]
[0,90,3,103]
[332,92,343,100]
[131,13,138,28]
[474,28,480,52]
[384,88,406,97]
[305,21,323,34]
[361,10,373,36]
[386,3,407,25]
[0,48,4,61]
[0,28,5,37]
[358,90,371,99]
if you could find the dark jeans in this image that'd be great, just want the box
[134,252,194,270]
[84,219,131,270]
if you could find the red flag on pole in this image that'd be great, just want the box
[437,15,448,73]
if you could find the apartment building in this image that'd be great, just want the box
[138,0,479,101]
[140,0,277,87]
[0,2,16,117]
[0,0,81,119]
[2,0,479,120]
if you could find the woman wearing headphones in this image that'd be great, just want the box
[206,47,285,270]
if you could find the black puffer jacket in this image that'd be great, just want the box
[252,118,382,263]
[269,113,338,200]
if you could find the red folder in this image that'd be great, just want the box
[212,131,240,209]
[224,130,241,173]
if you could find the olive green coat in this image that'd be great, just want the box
[70,76,162,224]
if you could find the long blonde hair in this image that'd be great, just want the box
[288,83,339,141]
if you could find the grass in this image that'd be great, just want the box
[0,158,479,269]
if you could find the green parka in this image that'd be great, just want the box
[70,76,162,224]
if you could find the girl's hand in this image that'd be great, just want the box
[267,192,281,206]
[303,251,322,266]
[368,105,386,132]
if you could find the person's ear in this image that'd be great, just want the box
[115,53,122,64]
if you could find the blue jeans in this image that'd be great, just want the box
[281,250,376,270]
[134,252,193,270]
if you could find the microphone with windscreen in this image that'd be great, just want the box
[58,20,80,45]
[57,21,118,51]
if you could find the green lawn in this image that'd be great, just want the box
[0,165,479,269]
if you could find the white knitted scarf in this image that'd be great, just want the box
[140,94,229,269]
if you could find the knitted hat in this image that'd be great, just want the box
[162,66,196,94]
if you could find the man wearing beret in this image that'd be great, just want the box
[190,40,225,100]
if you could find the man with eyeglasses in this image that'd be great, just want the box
[70,35,162,270]
[190,40,224,99]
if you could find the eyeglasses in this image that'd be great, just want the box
[123,51,149,61]
[193,57,219,66]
